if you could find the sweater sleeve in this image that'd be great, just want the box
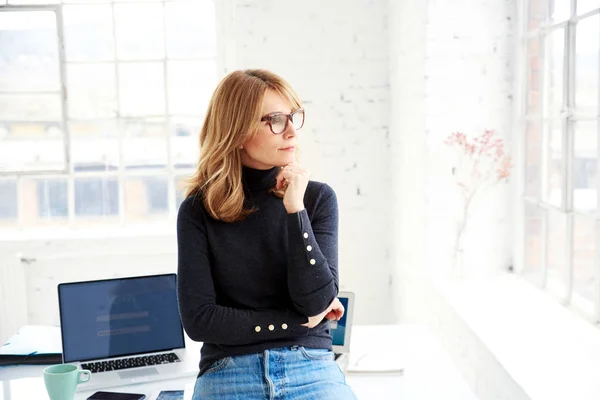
[176,197,309,345]
[286,184,339,317]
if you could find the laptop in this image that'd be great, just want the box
[331,291,355,373]
[57,274,197,391]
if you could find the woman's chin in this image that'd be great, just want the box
[277,155,296,166]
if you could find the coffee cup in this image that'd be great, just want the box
[43,363,91,400]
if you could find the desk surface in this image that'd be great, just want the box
[0,325,477,400]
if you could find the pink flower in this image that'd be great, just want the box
[445,129,513,189]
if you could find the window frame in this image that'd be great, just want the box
[518,0,600,323]
[0,2,215,226]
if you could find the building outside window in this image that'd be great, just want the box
[0,0,216,228]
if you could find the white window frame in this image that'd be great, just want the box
[517,0,600,322]
[0,2,215,229]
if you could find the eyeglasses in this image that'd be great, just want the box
[260,108,305,135]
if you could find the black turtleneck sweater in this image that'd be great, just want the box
[176,166,339,376]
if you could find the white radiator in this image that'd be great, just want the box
[0,253,28,344]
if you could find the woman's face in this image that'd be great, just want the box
[240,90,300,170]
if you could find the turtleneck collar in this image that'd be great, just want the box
[242,165,280,192]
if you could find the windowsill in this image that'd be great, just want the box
[436,273,600,400]
[0,221,176,242]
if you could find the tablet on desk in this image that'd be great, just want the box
[156,390,184,399]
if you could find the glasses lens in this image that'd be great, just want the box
[270,115,287,134]
[292,110,304,130]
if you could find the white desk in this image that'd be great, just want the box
[0,325,477,399]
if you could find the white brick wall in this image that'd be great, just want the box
[424,0,516,278]
[216,0,393,324]
[388,0,520,398]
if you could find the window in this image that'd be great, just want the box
[520,0,600,321]
[0,0,216,228]
[37,178,68,218]
[0,179,18,221]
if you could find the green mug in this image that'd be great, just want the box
[43,363,91,400]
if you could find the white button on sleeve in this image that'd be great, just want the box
[255,326,261,332]
[282,323,288,330]
[309,259,316,265]
[306,245,312,251]
[268,325,275,331]
[303,232,308,239]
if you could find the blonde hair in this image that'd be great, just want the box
[185,69,302,223]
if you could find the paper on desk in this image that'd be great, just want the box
[0,325,62,356]
[347,350,405,374]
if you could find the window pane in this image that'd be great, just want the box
[74,176,119,217]
[525,120,542,198]
[70,121,119,171]
[542,121,563,207]
[167,61,216,116]
[547,209,568,295]
[0,124,65,172]
[165,1,216,58]
[63,5,114,62]
[524,203,543,286]
[124,175,168,219]
[174,174,190,210]
[36,178,68,218]
[526,37,543,116]
[0,94,62,121]
[171,118,200,169]
[119,63,165,117]
[529,0,550,30]
[67,63,117,119]
[573,216,597,304]
[543,28,564,117]
[0,11,60,92]
[0,178,18,221]
[121,119,168,169]
[115,3,164,60]
[573,120,598,212]
[20,177,68,225]
[550,0,571,22]
[575,15,599,113]
[577,0,599,15]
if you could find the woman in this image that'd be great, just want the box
[177,69,356,400]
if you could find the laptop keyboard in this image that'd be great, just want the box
[81,352,181,373]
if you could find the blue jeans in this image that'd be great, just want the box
[192,346,357,400]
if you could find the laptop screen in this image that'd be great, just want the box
[331,296,349,347]
[59,274,185,363]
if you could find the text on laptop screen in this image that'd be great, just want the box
[330,296,349,346]
[59,275,184,363]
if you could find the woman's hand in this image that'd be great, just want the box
[276,163,310,214]
[302,298,345,329]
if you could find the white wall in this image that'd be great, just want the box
[216,0,394,323]
[389,0,522,398]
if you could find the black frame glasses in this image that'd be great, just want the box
[260,108,305,135]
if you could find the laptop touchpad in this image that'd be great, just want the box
[118,368,159,379]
